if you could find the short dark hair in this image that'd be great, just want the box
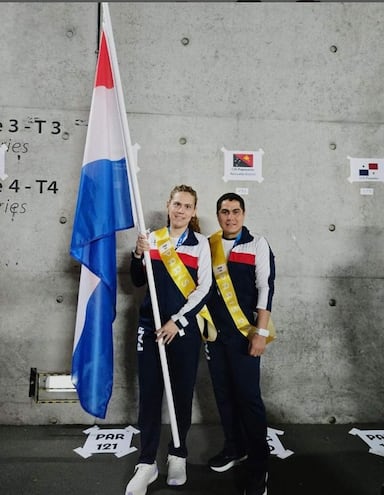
[216,192,245,214]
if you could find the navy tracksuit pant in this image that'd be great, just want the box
[136,325,201,463]
[205,332,269,475]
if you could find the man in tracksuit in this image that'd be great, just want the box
[205,192,275,495]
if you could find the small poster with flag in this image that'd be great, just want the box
[222,147,264,182]
[347,156,384,183]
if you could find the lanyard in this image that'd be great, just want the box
[170,228,188,249]
[154,227,216,340]
[209,230,276,344]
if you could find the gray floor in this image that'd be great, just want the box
[1,423,384,495]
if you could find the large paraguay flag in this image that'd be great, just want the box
[70,31,135,418]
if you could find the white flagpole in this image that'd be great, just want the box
[102,2,180,448]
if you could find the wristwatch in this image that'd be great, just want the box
[256,328,269,337]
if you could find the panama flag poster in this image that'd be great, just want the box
[347,156,384,183]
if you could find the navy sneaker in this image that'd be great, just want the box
[243,472,268,495]
[208,450,248,472]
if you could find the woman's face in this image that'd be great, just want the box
[167,191,196,231]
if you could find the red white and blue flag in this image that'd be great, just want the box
[347,157,384,183]
[70,31,135,418]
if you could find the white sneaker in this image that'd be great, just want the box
[167,454,187,486]
[125,462,158,495]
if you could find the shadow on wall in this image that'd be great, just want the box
[331,226,384,422]
[195,346,221,424]
[117,250,143,423]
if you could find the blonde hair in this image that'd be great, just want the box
[167,184,201,233]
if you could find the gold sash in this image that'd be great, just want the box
[209,230,276,344]
[154,227,216,341]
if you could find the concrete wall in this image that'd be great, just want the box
[1,2,383,425]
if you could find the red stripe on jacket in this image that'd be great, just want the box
[228,251,255,265]
[150,249,199,270]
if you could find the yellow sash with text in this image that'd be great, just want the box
[209,230,276,344]
[154,227,216,341]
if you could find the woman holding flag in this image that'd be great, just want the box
[126,184,212,495]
